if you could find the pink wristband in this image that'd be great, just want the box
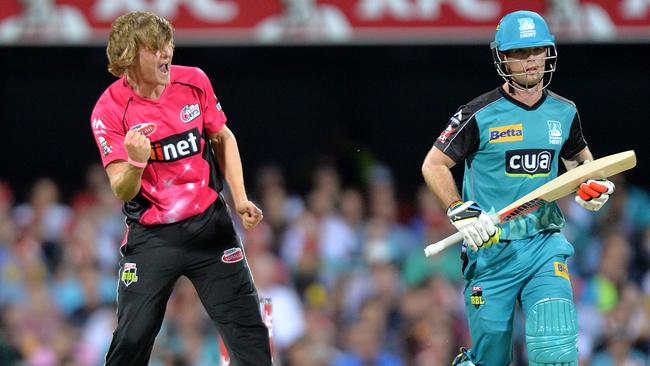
[127,158,147,169]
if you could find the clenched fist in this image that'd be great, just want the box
[236,200,263,230]
[124,130,151,164]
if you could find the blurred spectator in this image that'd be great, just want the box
[365,164,419,265]
[13,177,72,271]
[284,335,330,366]
[0,305,21,365]
[332,320,403,366]
[157,278,221,366]
[591,325,648,366]
[255,163,304,223]
[249,251,306,352]
[0,0,90,43]
[281,185,357,290]
[14,177,71,242]
[255,0,351,42]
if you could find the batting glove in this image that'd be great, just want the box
[575,178,615,211]
[447,200,500,251]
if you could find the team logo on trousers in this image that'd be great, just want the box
[221,247,244,263]
[471,286,485,308]
[121,262,139,286]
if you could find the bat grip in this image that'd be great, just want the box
[423,231,464,257]
[423,213,500,257]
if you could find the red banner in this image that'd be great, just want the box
[0,0,649,44]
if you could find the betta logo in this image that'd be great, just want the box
[554,261,570,280]
[131,122,157,137]
[180,104,201,123]
[505,149,554,177]
[489,124,523,143]
[149,128,200,163]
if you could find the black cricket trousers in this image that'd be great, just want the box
[104,197,272,365]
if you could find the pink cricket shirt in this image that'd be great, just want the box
[90,65,227,225]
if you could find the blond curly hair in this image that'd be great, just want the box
[106,11,174,77]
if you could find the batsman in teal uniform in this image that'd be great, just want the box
[421,10,616,366]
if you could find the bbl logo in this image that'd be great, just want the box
[471,286,485,308]
[121,262,139,286]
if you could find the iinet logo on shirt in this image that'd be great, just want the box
[150,127,200,162]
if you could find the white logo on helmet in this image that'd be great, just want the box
[518,18,536,39]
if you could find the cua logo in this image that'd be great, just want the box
[505,149,554,177]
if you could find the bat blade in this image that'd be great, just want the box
[424,150,636,257]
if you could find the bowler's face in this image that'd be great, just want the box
[134,41,174,87]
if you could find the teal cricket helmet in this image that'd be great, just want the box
[490,10,558,90]
[491,10,555,51]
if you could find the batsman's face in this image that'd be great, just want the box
[503,46,547,87]
[133,41,174,87]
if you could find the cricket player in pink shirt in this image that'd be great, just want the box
[90,11,272,366]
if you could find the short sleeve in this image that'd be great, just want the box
[90,104,128,167]
[196,68,227,135]
[560,111,588,160]
[433,106,480,163]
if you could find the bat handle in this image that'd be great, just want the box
[423,213,500,257]
[424,231,464,257]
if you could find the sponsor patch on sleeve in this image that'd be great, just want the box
[554,261,570,280]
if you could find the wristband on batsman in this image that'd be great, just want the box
[127,157,147,169]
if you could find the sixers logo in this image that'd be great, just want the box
[180,104,201,123]
[130,122,157,137]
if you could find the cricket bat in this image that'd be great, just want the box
[424,150,637,257]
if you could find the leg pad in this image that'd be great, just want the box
[526,298,578,366]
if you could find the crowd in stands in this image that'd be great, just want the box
[0,161,649,366]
